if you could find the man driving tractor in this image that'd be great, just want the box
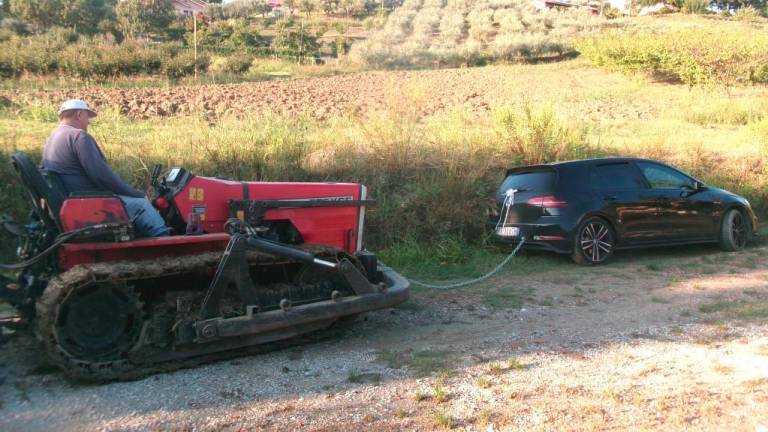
[42,99,168,237]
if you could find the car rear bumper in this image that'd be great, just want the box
[489,221,572,254]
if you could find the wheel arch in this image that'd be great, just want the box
[720,203,754,236]
[573,211,618,244]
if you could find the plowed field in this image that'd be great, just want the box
[1,62,657,121]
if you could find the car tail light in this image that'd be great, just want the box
[527,195,568,208]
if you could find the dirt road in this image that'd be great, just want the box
[1,244,767,431]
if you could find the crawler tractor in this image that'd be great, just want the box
[0,153,409,381]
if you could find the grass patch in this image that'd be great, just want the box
[476,376,492,389]
[487,357,527,375]
[431,410,454,429]
[347,370,382,384]
[645,263,664,272]
[651,296,671,304]
[378,349,455,377]
[376,350,408,369]
[476,409,493,428]
[482,287,535,309]
[433,384,450,403]
[410,350,454,378]
[394,409,409,418]
[699,299,768,321]
[414,390,430,402]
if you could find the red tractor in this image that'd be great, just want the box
[0,153,409,381]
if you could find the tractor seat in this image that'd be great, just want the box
[11,152,66,232]
[12,152,122,236]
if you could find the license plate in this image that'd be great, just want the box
[496,226,520,237]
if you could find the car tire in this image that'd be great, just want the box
[719,208,749,252]
[571,217,615,265]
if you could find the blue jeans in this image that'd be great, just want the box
[119,195,169,238]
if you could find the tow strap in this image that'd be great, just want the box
[382,237,526,290]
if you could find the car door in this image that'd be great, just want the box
[589,162,658,244]
[635,161,713,240]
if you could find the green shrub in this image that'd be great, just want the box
[161,51,209,79]
[493,103,593,165]
[577,28,768,86]
[224,54,254,74]
[682,0,709,14]
[753,63,768,83]
[734,6,764,21]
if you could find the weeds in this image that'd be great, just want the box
[476,376,492,388]
[414,390,430,401]
[487,357,527,374]
[431,410,454,429]
[433,384,450,403]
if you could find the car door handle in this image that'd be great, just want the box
[603,196,617,201]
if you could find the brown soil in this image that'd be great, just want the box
[1,62,658,121]
[1,243,767,431]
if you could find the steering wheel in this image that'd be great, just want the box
[150,164,168,199]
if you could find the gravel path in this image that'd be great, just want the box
[1,244,768,431]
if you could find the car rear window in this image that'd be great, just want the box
[590,163,645,190]
[497,170,555,196]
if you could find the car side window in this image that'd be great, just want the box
[636,162,694,189]
[590,163,645,189]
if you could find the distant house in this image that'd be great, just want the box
[173,0,209,16]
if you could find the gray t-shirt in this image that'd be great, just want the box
[42,124,144,198]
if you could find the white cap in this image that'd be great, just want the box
[57,99,97,118]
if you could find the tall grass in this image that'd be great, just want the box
[2,85,767,257]
[0,99,593,251]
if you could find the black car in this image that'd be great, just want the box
[490,158,759,265]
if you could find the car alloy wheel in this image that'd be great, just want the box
[576,218,614,264]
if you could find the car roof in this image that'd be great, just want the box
[508,157,659,172]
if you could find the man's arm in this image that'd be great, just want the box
[73,132,145,198]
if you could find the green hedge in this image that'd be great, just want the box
[577,28,768,87]
[0,32,210,79]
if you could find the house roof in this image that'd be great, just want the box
[173,0,209,9]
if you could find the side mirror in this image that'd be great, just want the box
[681,182,704,197]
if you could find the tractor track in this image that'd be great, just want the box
[35,245,351,382]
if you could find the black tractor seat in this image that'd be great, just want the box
[11,152,66,233]
[11,152,115,234]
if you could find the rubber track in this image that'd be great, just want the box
[35,246,348,382]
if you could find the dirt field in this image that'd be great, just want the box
[1,243,767,431]
[0,61,660,121]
